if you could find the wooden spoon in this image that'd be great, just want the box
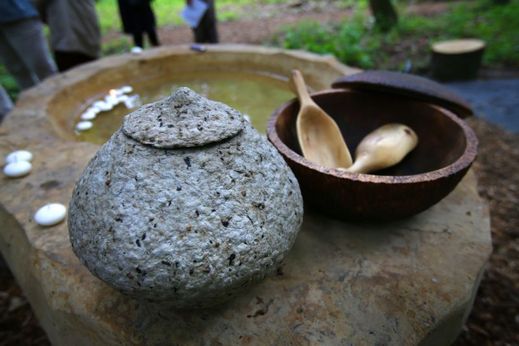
[289,70,353,169]
[343,123,418,174]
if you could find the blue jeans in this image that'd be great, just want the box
[0,85,13,122]
[0,18,56,90]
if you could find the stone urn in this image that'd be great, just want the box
[68,87,303,308]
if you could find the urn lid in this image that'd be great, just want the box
[122,87,245,148]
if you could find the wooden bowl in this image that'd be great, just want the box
[267,89,478,221]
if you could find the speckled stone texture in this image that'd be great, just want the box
[68,88,303,307]
[0,45,490,345]
[123,88,245,148]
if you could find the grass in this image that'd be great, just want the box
[395,0,519,67]
[0,0,289,101]
[97,0,286,54]
[95,0,287,33]
[2,0,518,103]
[0,65,19,102]
[275,0,519,70]
[276,10,377,69]
[96,0,182,32]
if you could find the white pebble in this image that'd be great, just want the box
[80,110,97,120]
[34,203,67,226]
[93,100,105,109]
[5,150,33,164]
[123,100,133,109]
[124,94,141,109]
[112,88,124,97]
[105,95,119,106]
[120,85,133,94]
[3,161,32,178]
[76,121,93,131]
[100,102,113,111]
[117,94,129,103]
[93,101,112,112]
[244,114,251,123]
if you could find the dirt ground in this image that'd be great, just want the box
[1,2,518,345]
[119,0,450,48]
[454,118,519,346]
[104,0,357,47]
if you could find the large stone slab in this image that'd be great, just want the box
[0,155,491,345]
[0,45,491,345]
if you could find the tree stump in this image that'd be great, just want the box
[431,39,486,81]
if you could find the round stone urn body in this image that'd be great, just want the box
[68,88,303,308]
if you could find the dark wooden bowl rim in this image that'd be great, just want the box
[267,89,478,185]
[331,70,474,118]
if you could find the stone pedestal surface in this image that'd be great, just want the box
[0,45,491,345]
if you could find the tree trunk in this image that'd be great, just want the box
[369,0,398,32]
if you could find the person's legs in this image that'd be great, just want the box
[0,26,38,89]
[193,1,218,44]
[204,1,219,44]
[132,31,144,48]
[193,24,205,44]
[54,51,97,72]
[1,19,56,88]
[0,85,14,122]
[146,29,160,47]
[193,12,213,43]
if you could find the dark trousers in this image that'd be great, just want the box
[54,51,97,72]
[132,29,160,48]
[193,0,218,43]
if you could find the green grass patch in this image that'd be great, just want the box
[0,64,20,101]
[273,0,519,70]
[278,19,377,69]
[275,11,378,69]
[95,0,288,33]
[95,0,185,33]
[3,0,518,103]
[396,0,519,67]
[436,0,519,66]
[102,37,132,56]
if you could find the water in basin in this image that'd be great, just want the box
[76,71,293,144]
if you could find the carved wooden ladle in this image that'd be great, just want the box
[290,70,353,169]
[341,123,418,174]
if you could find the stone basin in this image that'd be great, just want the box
[0,44,491,345]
